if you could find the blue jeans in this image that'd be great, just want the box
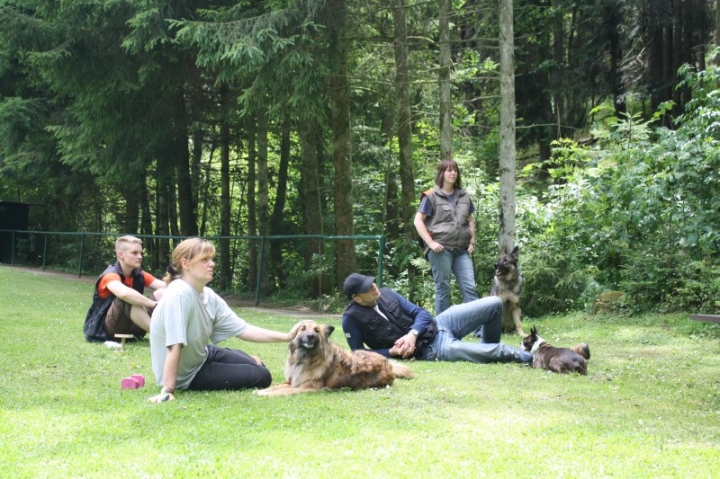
[428,248,479,315]
[418,297,532,364]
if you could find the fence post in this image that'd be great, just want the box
[377,235,385,287]
[42,233,48,271]
[78,233,85,278]
[255,236,266,306]
[10,230,15,266]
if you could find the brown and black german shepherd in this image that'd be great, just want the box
[491,246,525,335]
[254,321,414,396]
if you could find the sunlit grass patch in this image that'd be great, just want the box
[1,265,719,478]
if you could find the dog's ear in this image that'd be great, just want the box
[323,324,335,337]
[531,325,537,336]
[511,246,519,260]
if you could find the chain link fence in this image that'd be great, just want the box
[0,230,386,306]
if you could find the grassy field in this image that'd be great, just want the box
[1,265,719,478]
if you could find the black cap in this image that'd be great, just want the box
[343,273,375,300]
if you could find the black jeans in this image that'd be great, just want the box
[188,345,272,391]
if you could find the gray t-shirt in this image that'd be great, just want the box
[150,279,249,389]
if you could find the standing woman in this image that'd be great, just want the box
[148,237,303,403]
[414,159,479,316]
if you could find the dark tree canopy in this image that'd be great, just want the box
[0,0,716,313]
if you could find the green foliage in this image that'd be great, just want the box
[513,62,720,316]
[384,254,436,312]
[1,0,718,318]
[173,0,328,116]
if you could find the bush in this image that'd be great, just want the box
[511,62,720,316]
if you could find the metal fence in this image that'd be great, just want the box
[0,229,386,305]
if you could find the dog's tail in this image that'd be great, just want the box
[389,360,415,379]
[570,342,591,360]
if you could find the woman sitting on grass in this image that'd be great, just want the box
[148,237,304,403]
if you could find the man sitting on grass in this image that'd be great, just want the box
[341,273,532,364]
[83,235,166,345]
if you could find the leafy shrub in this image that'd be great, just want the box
[512,61,720,315]
[369,62,720,318]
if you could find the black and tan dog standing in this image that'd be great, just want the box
[255,320,414,396]
[491,246,525,335]
[521,326,589,374]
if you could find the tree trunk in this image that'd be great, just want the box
[269,118,291,290]
[247,133,258,291]
[173,88,197,237]
[326,0,355,288]
[439,0,452,159]
[155,174,170,269]
[257,108,270,293]
[122,183,140,234]
[299,116,325,297]
[717,0,720,66]
[672,0,683,116]
[393,0,416,287]
[694,0,706,72]
[168,184,179,238]
[648,7,665,115]
[498,0,517,254]
[381,106,399,246]
[605,0,626,116]
[664,6,675,113]
[219,112,231,292]
[199,144,216,237]
[139,178,155,269]
[191,128,203,216]
[552,0,564,138]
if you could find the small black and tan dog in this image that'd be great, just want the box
[491,246,525,335]
[521,326,589,375]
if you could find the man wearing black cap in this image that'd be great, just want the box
[341,273,531,363]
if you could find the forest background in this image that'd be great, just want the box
[1,0,719,318]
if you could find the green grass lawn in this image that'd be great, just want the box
[1,265,719,478]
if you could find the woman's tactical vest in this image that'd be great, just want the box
[420,186,473,257]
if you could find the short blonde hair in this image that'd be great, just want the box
[163,237,216,283]
[115,235,142,253]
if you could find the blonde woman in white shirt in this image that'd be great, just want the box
[148,237,304,403]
